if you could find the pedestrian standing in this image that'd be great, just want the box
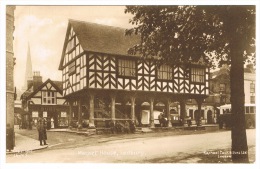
[37,118,48,146]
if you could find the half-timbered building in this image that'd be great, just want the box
[59,19,210,129]
[21,72,70,129]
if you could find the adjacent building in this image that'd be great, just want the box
[6,6,16,150]
[162,63,255,126]
[6,6,16,127]
[21,72,69,129]
[244,64,255,104]
[58,19,210,129]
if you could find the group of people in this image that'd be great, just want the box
[109,120,136,134]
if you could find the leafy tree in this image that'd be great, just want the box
[125,5,255,163]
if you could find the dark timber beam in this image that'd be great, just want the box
[68,101,73,128]
[77,99,82,129]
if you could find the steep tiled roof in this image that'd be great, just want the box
[70,19,140,56]
[59,19,140,69]
[21,79,63,100]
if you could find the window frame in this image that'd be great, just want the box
[250,96,255,104]
[117,58,137,79]
[250,83,255,93]
[68,61,76,76]
[156,64,173,81]
[42,91,56,105]
[190,66,206,84]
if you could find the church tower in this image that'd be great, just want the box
[23,43,33,91]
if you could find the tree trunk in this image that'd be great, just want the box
[228,7,249,163]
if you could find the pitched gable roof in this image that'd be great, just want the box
[26,79,63,100]
[59,19,140,69]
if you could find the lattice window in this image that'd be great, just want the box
[157,65,172,80]
[118,59,136,77]
[68,61,76,76]
[42,91,56,105]
[191,67,205,83]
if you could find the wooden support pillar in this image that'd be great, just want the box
[110,94,116,122]
[196,98,203,126]
[150,97,155,128]
[68,101,73,128]
[89,93,95,128]
[28,112,32,130]
[166,99,172,127]
[180,99,187,126]
[78,99,82,129]
[130,96,136,122]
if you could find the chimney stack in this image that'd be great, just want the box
[32,71,43,90]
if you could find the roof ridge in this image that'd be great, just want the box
[68,18,128,31]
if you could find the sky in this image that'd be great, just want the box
[14,6,134,91]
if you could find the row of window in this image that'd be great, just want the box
[32,111,67,118]
[218,83,255,104]
[219,83,255,93]
[68,59,206,83]
[119,60,205,83]
[118,60,205,83]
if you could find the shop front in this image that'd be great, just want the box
[29,104,69,129]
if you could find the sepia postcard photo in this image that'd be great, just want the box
[2,2,259,169]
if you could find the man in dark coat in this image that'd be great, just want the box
[37,118,48,146]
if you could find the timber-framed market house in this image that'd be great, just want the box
[59,19,210,129]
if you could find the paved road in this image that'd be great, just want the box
[6,129,255,163]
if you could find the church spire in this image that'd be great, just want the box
[23,43,33,91]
